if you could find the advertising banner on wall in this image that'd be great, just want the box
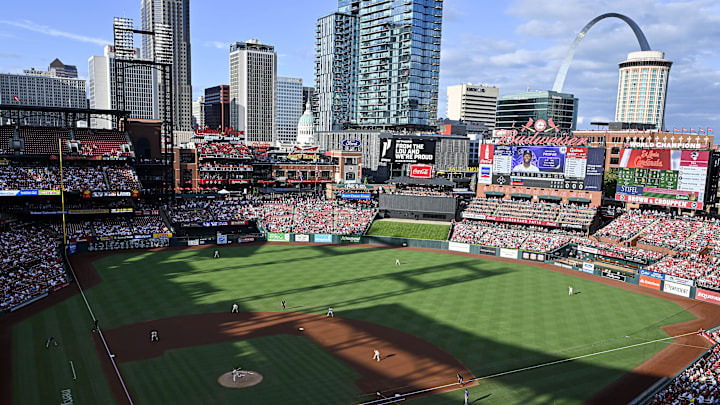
[448,242,470,253]
[499,248,518,259]
[602,269,627,282]
[295,234,310,242]
[340,235,362,243]
[379,138,436,164]
[664,275,693,287]
[187,239,199,246]
[267,233,290,242]
[217,233,228,244]
[314,234,333,243]
[639,269,666,280]
[664,281,691,297]
[582,263,595,274]
[696,288,720,305]
[639,276,662,290]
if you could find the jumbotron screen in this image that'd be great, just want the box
[615,149,710,209]
[477,144,605,191]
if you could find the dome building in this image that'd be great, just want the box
[296,101,315,146]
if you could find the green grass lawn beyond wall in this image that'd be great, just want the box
[366,220,451,240]
[11,244,695,405]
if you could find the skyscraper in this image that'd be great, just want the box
[495,91,578,132]
[276,77,303,145]
[315,0,443,131]
[615,51,672,130]
[48,58,78,78]
[446,84,499,131]
[192,96,205,129]
[141,0,193,132]
[229,40,277,144]
[315,11,358,131]
[204,85,230,130]
[88,45,158,129]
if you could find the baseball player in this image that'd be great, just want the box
[282,300,286,311]
[232,367,242,382]
[568,285,573,296]
[46,336,58,348]
[213,249,220,258]
[150,330,159,342]
[373,348,381,362]
[395,258,400,265]
[464,388,469,405]
[327,307,334,317]
[231,303,239,313]
[457,372,464,386]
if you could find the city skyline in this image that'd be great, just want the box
[0,0,718,133]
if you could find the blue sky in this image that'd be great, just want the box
[1,0,718,133]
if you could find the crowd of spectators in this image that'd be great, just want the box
[0,164,141,191]
[105,166,140,190]
[647,252,720,282]
[293,200,334,234]
[0,224,66,310]
[595,211,660,241]
[131,217,170,235]
[575,239,665,262]
[334,207,375,235]
[649,340,720,405]
[462,198,597,230]
[678,221,720,254]
[450,220,529,250]
[638,218,701,250]
[168,198,261,224]
[196,143,252,158]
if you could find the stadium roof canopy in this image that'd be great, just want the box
[385,176,454,186]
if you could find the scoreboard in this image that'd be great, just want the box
[477,144,605,192]
[614,149,711,209]
[618,168,678,189]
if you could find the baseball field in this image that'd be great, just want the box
[4,243,720,405]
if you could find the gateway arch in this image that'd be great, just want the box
[552,13,651,93]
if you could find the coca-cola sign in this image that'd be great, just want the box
[410,165,433,179]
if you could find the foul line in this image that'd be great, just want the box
[357,330,700,405]
[65,249,134,405]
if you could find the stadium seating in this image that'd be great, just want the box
[649,338,720,404]
[463,197,596,229]
[595,211,660,241]
[0,224,66,310]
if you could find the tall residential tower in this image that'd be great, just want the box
[315,0,443,131]
[229,40,277,144]
[141,0,193,132]
[446,84,499,131]
[615,51,671,130]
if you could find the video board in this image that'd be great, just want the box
[379,138,436,164]
[477,144,604,191]
[615,149,710,209]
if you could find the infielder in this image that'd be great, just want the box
[373,348,381,362]
[457,372,464,386]
[231,303,239,313]
[213,250,220,258]
[327,307,334,317]
[150,330,159,342]
[282,300,286,311]
[568,285,573,296]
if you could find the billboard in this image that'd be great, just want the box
[380,138,436,164]
[663,281,691,297]
[696,288,720,305]
[409,164,433,178]
[615,149,710,209]
[481,145,600,191]
[639,276,662,290]
[314,234,333,243]
[267,232,290,242]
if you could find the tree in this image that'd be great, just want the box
[603,170,618,198]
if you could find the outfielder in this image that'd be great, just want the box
[231,303,239,313]
[150,330,159,342]
[568,285,573,296]
[214,250,220,258]
[395,258,400,265]
[373,348,381,362]
[282,300,286,311]
[327,307,334,317]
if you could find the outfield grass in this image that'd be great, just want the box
[366,220,451,240]
[12,244,696,404]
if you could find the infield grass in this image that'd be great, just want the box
[11,244,696,405]
[366,220,451,240]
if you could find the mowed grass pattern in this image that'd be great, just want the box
[121,336,364,405]
[366,220,451,240]
[12,244,696,404]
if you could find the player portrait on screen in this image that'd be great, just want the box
[512,149,540,173]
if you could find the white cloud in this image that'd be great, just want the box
[0,20,108,46]
[438,0,720,130]
[203,41,228,50]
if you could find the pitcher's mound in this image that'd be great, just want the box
[217,370,263,388]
